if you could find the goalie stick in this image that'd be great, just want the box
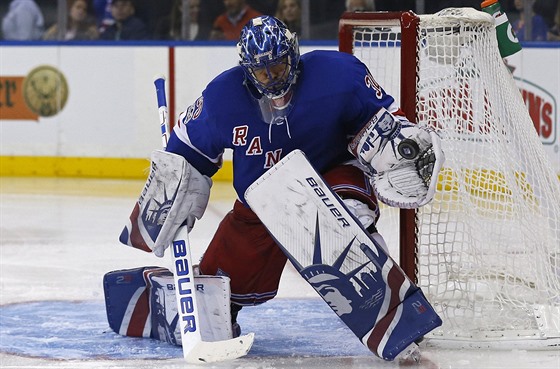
[153,76,254,363]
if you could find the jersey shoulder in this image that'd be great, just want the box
[301,50,366,74]
[203,66,255,113]
[300,50,368,92]
[302,49,360,63]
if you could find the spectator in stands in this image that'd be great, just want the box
[533,0,558,29]
[43,0,99,40]
[209,0,262,40]
[197,0,223,40]
[512,0,549,41]
[154,0,201,40]
[346,0,376,12]
[1,0,44,40]
[547,0,560,40]
[275,0,302,34]
[99,0,150,40]
[94,0,157,35]
[93,0,114,33]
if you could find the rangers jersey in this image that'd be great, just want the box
[166,50,398,205]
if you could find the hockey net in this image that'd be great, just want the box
[339,8,560,348]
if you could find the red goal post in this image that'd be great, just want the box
[338,8,560,348]
[339,11,421,283]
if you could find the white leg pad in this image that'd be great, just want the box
[150,273,234,344]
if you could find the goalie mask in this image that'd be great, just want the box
[238,16,300,128]
[237,16,300,99]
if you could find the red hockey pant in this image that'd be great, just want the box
[199,164,379,306]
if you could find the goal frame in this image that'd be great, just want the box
[338,9,560,349]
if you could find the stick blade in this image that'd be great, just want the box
[185,333,255,364]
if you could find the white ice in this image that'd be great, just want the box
[1,177,559,369]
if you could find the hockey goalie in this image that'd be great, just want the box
[104,15,444,361]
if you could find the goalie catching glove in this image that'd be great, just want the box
[349,108,444,209]
[119,150,212,257]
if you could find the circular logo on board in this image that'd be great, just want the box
[23,65,69,117]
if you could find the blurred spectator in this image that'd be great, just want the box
[43,0,98,40]
[93,0,114,33]
[209,0,262,40]
[346,0,376,12]
[198,0,224,40]
[275,0,302,34]
[533,0,558,28]
[154,0,201,40]
[99,0,149,40]
[137,0,174,37]
[2,0,44,40]
[512,0,548,41]
[547,0,560,40]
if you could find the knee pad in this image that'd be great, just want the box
[343,198,378,230]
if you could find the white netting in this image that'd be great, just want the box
[342,8,560,347]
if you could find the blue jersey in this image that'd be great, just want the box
[166,50,398,206]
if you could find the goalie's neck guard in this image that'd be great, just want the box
[256,87,295,142]
[258,88,294,123]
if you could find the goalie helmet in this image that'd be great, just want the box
[237,16,300,99]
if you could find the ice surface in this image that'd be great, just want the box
[1,177,559,369]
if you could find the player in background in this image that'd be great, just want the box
[115,15,442,343]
